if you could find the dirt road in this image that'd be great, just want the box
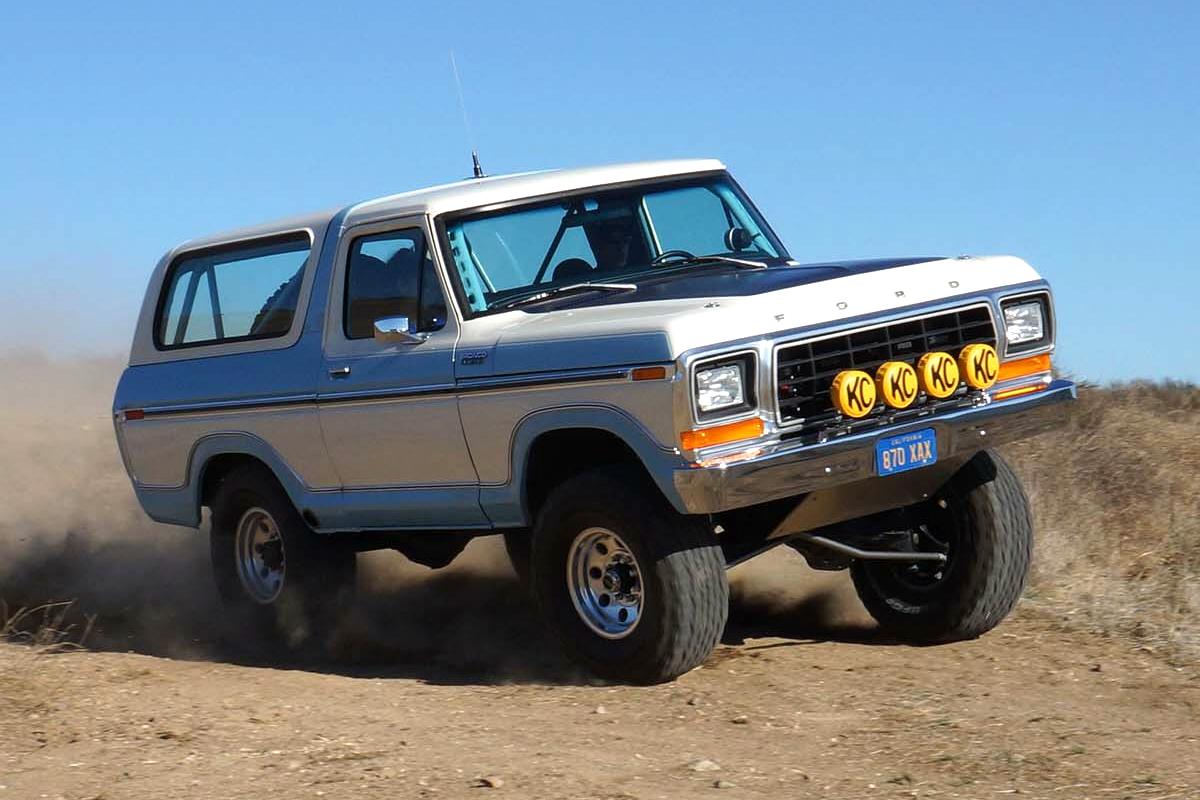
[2,546,1196,800]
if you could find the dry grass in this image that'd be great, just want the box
[1005,380,1200,660]
[0,600,93,723]
[2,600,94,649]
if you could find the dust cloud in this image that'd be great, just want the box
[0,354,870,681]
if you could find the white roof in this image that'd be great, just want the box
[177,159,726,251]
[344,158,725,225]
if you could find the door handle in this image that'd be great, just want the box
[329,366,352,378]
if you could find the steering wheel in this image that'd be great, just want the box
[650,249,697,266]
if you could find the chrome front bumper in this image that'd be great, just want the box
[672,378,1076,514]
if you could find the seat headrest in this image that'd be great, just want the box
[552,258,594,282]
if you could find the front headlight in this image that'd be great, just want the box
[693,353,756,421]
[1001,296,1049,353]
[697,364,745,412]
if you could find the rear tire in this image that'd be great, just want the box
[530,467,728,684]
[209,464,356,651]
[851,450,1032,643]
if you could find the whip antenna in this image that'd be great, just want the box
[450,51,485,178]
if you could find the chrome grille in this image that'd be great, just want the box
[775,305,997,431]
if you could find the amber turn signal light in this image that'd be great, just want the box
[991,353,1053,401]
[680,417,764,450]
[997,353,1052,383]
[991,383,1050,401]
[631,366,668,381]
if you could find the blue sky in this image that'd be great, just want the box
[1,1,1196,382]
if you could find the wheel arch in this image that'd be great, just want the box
[523,428,647,523]
[199,452,275,508]
[479,406,688,527]
[184,433,312,526]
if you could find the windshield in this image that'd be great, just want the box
[442,175,787,314]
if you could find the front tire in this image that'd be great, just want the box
[851,449,1033,643]
[530,468,728,684]
[502,529,532,585]
[210,464,356,651]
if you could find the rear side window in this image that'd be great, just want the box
[156,234,311,349]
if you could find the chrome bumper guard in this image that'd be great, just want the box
[673,379,1076,515]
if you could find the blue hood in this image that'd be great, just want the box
[522,257,944,312]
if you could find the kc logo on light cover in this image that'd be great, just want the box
[917,352,960,399]
[874,361,919,409]
[830,369,877,418]
[958,343,999,390]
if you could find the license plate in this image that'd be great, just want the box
[875,428,938,476]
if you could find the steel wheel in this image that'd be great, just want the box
[532,467,728,683]
[850,450,1034,643]
[567,527,645,639]
[235,507,286,604]
[888,515,957,594]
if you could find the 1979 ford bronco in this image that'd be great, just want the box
[114,159,1074,683]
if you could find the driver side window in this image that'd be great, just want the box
[344,228,447,340]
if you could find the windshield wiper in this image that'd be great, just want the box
[652,253,769,271]
[497,282,638,311]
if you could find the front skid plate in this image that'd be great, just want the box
[770,455,967,540]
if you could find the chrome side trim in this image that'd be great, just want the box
[138,393,318,417]
[336,480,479,491]
[318,382,458,405]
[456,367,631,392]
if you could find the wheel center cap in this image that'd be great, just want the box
[603,562,637,595]
[256,539,284,572]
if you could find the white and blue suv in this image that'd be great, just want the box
[114,159,1073,683]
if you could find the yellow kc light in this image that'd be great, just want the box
[830,369,877,418]
[874,361,919,409]
[917,351,960,399]
[958,343,1000,390]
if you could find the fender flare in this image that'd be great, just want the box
[479,404,688,527]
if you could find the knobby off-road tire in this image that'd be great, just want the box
[531,467,728,684]
[210,464,356,652]
[851,449,1033,643]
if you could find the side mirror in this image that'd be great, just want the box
[725,227,754,252]
[373,316,427,345]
